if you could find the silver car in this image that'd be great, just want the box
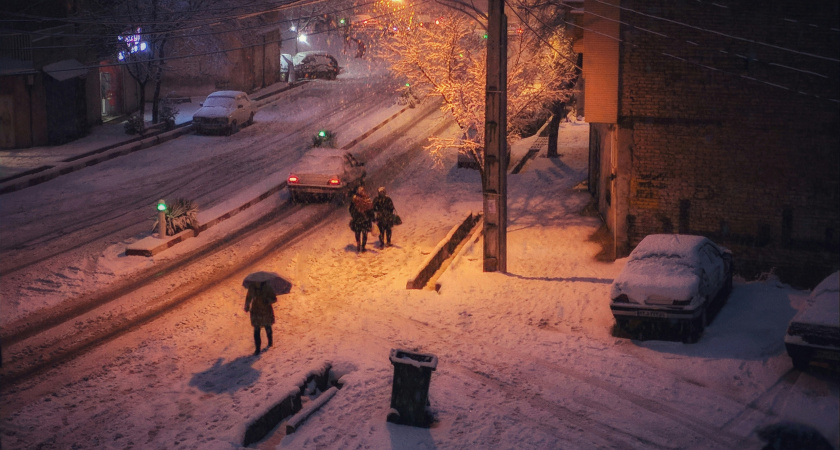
[785,271,840,371]
[286,148,366,203]
[192,91,255,135]
[610,234,733,343]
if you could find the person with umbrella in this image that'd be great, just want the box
[243,272,292,356]
[244,279,277,356]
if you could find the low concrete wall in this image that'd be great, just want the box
[242,362,335,446]
[406,212,482,289]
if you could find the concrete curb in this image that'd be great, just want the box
[0,125,194,194]
[242,362,335,446]
[406,211,483,289]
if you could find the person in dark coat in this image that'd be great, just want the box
[349,185,374,252]
[372,186,396,247]
[244,281,276,355]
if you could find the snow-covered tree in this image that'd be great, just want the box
[378,2,578,178]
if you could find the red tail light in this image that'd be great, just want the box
[288,175,299,183]
[612,294,629,303]
[328,177,341,186]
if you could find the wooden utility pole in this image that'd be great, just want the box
[483,0,508,272]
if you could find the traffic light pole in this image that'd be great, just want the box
[483,0,508,273]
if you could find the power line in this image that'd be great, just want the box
[590,0,840,63]
[558,12,839,104]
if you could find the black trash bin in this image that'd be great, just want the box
[387,349,438,427]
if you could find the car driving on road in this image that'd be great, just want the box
[192,91,256,135]
[785,271,840,371]
[287,148,366,203]
[610,234,733,343]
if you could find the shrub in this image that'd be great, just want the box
[152,198,199,236]
[312,129,337,147]
[160,99,179,130]
[124,113,145,135]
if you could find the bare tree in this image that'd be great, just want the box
[86,0,211,124]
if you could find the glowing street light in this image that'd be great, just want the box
[156,199,167,238]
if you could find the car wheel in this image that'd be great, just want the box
[229,120,238,135]
[682,310,706,344]
[289,191,298,204]
[791,355,810,371]
[247,112,254,126]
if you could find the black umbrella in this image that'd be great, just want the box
[242,271,292,295]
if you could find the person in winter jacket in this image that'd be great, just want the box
[372,186,396,247]
[348,185,374,252]
[244,281,277,355]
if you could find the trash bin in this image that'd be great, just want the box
[387,349,438,427]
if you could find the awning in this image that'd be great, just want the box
[43,59,88,81]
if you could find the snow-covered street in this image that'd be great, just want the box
[2,98,838,448]
[1,31,838,450]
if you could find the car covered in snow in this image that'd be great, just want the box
[293,51,341,80]
[286,148,366,203]
[192,91,256,135]
[610,234,733,343]
[785,271,840,371]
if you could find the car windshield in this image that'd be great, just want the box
[203,97,234,108]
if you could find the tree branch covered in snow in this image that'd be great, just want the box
[378,2,577,173]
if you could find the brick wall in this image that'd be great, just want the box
[615,0,840,286]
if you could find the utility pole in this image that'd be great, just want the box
[483,0,508,272]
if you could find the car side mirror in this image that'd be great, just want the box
[199,103,203,107]
[238,104,243,109]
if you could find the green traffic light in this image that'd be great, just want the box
[340,18,346,24]
[318,130,327,137]
[157,200,167,211]
[483,34,488,39]
[405,83,410,87]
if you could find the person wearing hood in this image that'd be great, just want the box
[348,185,374,252]
[372,186,397,247]
[244,281,277,356]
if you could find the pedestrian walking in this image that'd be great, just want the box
[373,186,397,247]
[244,281,276,356]
[349,185,374,252]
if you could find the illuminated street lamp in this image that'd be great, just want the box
[156,199,167,238]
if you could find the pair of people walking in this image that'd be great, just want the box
[348,186,397,252]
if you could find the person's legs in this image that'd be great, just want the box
[355,231,362,252]
[385,227,392,246]
[361,232,368,251]
[378,224,386,246]
[253,327,261,355]
[266,326,273,347]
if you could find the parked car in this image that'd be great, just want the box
[192,91,255,135]
[293,51,340,80]
[286,148,366,203]
[785,271,840,371]
[610,234,733,343]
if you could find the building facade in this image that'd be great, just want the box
[583,0,840,285]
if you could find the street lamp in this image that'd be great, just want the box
[156,199,167,238]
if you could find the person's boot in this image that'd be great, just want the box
[266,328,273,348]
[253,330,261,356]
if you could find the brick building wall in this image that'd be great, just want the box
[606,0,839,285]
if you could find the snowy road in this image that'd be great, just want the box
[2,111,836,449]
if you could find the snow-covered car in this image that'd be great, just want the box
[293,51,341,80]
[610,234,733,343]
[192,91,256,135]
[785,271,840,371]
[286,148,366,203]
